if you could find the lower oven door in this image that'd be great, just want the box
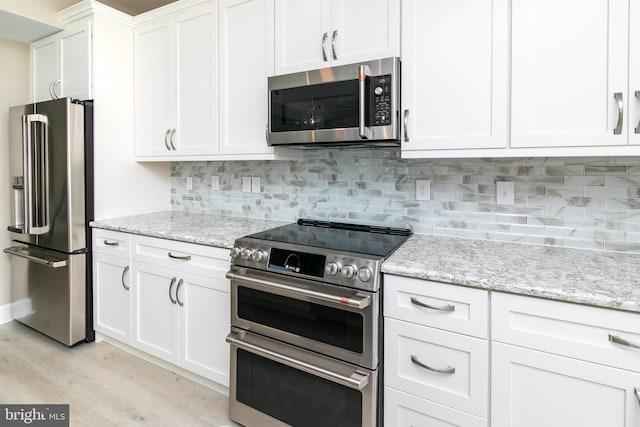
[227,327,377,427]
[228,266,378,369]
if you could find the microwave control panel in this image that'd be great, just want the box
[372,75,392,126]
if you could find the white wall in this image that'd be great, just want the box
[0,39,29,312]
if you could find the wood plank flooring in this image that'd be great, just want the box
[0,321,239,426]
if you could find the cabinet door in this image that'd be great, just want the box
[274,0,329,75]
[174,5,218,156]
[219,0,276,156]
[331,0,399,66]
[178,272,230,385]
[31,36,58,103]
[401,0,508,152]
[131,262,180,364]
[511,0,629,148]
[492,342,640,427]
[59,20,92,101]
[93,253,131,344]
[630,0,640,145]
[135,19,173,157]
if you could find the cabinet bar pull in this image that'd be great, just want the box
[168,252,191,261]
[635,388,640,406]
[614,92,624,135]
[411,296,455,312]
[169,277,177,304]
[410,354,455,374]
[331,30,338,60]
[609,334,640,350]
[321,32,329,61]
[103,240,119,246]
[635,91,640,134]
[169,129,176,150]
[176,279,184,307]
[164,129,171,150]
[121,265,130,290]
[403,109,410,142]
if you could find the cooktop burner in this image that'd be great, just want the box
[245,218,412,258]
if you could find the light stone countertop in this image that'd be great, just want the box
[383,234,640,314]
[91,211,640,314]
[90,211,288,249]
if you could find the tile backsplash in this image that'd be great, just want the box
[171,148,640,253]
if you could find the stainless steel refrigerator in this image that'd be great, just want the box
[3,97,94,346]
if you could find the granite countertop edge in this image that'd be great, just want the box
[91,211,640,315]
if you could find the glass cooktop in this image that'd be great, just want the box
[245,219,412,258]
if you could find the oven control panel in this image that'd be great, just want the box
[230,241,382,291]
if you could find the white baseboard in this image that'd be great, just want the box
[0,303,12,325]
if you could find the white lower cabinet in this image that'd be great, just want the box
[492,342,640,427]
[92,229,230,386]
[491,292,640,427]
[384,275,489,426]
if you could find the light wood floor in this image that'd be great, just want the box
[0,321,238,426]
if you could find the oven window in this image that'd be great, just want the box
[238,286,364,353]
[236,349,362,427]
[271,80,359,132]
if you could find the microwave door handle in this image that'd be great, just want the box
[358,64,372,139]
[23,114,50,235]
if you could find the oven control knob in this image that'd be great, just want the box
[240,248,253,260]
[325,262,339,276]
[230,247,241,258]
[251,250,267,263]
[341,264,356,279]
[358,267,372,282]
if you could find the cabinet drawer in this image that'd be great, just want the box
[132,235,229,278]
[492,292,640,373]
[384,274,488,338]
[384,387,487,427]
[384,318,488,418]
[93,229,131,258]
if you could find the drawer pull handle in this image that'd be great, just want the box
[410,354,455,375]
[169,277,177,304]
[104,240,119,246]
[410,296,455,312]
[121,265,130,290]
[609,334,640,350]
[168,252,191,261]
[635,388,640,406]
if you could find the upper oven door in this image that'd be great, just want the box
[228,266,378,369]
[267,57,400,146]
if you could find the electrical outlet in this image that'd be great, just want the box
[251,176,261,193]
[212,175,220,191]
[242,177,252,193]
[416,179,430,201]
[496,181,515,205]
[186,176,193,191]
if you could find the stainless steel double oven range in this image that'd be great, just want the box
[226,219,412,427]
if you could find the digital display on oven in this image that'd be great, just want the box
[268,248,326,278]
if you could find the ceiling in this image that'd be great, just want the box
[96,0,177,16]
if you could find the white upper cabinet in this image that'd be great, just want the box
[400,0,509,155]
[135,2,217,158]
[31,19,92,103]
[218,0,278,156]
[628,0,640,146]
[274,0,400,75]
[511,0,631,148]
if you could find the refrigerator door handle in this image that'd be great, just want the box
[23,113,50,235]
[3,246,67,268]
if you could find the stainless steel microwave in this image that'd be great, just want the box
[267,57,401,148]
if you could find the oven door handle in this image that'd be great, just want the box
[226,269,371,309]
[226,330,370,390]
